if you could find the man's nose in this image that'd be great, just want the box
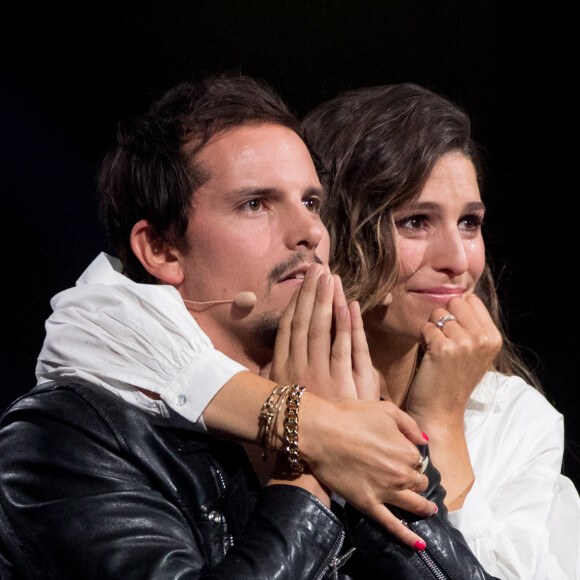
[284,202,324,250]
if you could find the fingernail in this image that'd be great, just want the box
[307,263,321,277]
[421,432,429,442]
[414,539,426,551]
[433,505,438,515]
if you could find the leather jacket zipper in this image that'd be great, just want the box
[392,508,450,580]
[313,529,346,580]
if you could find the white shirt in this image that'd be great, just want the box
[448,371,580,579]
[36,253,247,430]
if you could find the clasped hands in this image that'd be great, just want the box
[269,263,435,549]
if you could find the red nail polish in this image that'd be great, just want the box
[414,539,426,551]
[421,432,429,441]
[433,505,438,515]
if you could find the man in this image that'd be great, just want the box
[0,74,496,578]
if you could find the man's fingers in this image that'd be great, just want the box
[307,271,335,363]
[287,263,323,367]
[271,288,300,373]
[350,300,379,400]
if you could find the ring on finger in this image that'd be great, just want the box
[416,455,429,474]
[436,314,457,329]
[411,471,422,491]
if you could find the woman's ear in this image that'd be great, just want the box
[130,220,184,286]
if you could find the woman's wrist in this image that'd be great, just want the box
[267,455,331,508]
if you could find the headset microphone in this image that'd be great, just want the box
[182,291,257,310]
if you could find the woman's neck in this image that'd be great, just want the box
[368,331,420,408]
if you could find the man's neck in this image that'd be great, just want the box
[203,323,274,379]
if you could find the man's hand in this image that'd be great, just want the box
[270,264,435,549]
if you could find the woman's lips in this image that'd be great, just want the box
[410,287,465,304]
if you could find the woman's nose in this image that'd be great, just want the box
[430,228,469,276]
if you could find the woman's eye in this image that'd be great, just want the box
[460,214,484,231]
[397,215,427,230]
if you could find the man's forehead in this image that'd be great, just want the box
[191,123,321,189]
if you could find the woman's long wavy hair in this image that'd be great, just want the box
[303,83,541,391]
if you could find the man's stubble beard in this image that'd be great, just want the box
[234,310,280,372]
[254,310,280,351]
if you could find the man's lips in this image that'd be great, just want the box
[410,286,465,304]
[277,265,309,284]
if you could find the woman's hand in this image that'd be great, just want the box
[405,294,502,509]
[406,294,502,420]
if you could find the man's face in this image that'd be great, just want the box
[177,123,330,367]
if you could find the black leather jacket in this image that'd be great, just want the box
[0,382,498,579]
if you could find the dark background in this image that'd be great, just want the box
[2,2,578,488]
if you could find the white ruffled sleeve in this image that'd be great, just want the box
[448,374,580,579]
[36,253,247,431]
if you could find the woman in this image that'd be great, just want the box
[303,82,580,579]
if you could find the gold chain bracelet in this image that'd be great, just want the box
[283,384,306,474]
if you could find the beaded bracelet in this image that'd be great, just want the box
[283,384,306,474]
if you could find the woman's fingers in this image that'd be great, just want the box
[382,400,430,446]
[364,503,428,551]
[424,295,501,366]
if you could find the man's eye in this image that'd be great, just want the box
[303,198,321,212]
[246,199,262,211]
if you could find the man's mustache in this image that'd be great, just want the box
[267,252,325,288]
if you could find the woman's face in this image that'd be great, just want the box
[368,152,486,343]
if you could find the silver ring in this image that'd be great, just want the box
[416,455,429,474]
[436,314,457,329]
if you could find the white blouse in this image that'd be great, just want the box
[448,371,580,579]
[35,253,246,431]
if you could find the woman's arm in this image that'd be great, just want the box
[404,294,501,509]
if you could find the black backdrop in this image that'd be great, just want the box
[2,2,578,488]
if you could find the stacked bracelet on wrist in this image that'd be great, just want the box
[258,383,306,474]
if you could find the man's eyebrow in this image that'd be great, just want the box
[225,185,326,199]
[304,185,326,199]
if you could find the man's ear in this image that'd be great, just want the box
[130,219,184,286]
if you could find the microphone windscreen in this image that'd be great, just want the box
[233,291,257,309]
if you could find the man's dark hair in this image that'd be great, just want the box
[98,73,302,283]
